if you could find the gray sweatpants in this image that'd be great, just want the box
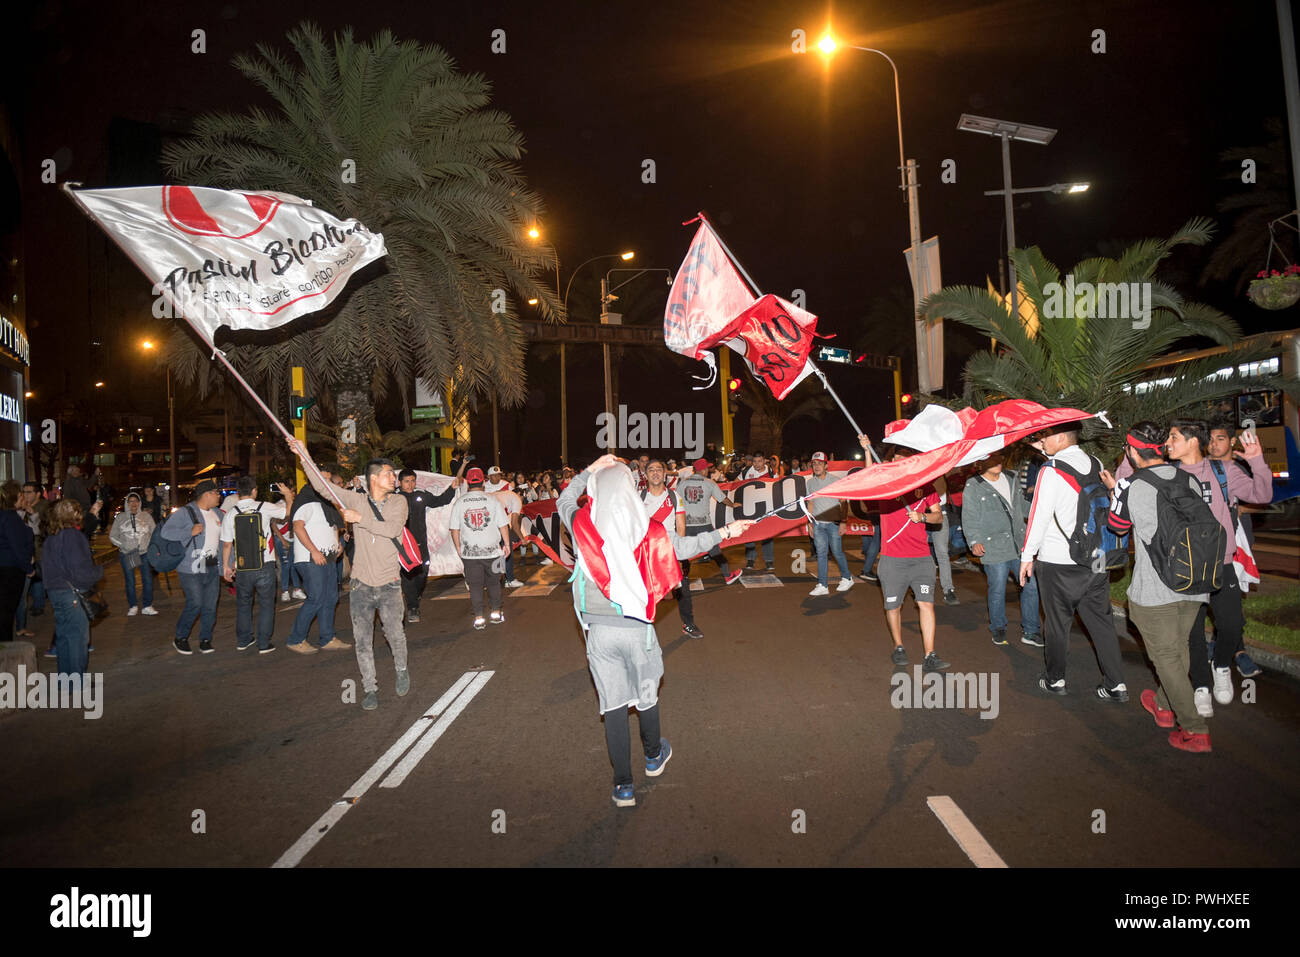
[349,580,408,694]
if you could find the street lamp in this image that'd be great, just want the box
[817,30,939,395]
[598,267,673,448]
[982,182,1091,316]
[958,113,1059,324]
[140,339,177,508]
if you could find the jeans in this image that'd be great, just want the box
[463,557,502,617]
[176,568,221,642]
[928,512,953,592]
[811,522,850,586]
[51,588,89,675]
[861,522,881,576]
[273,536,300,590]
[604,704,662,787]
[745,538,774,568]
[15,572,30,631]
[30,578,46,614]
[349,580,407,694]
[235,565,277,649]
[948,507,968,553]
[119,552,154,609]
[290,559,339,646]
[982,558,1040,636]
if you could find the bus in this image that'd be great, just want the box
[1134,328,1299,502]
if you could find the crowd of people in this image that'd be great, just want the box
[0,407,1276,804]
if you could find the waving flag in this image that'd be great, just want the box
[665,217,819,398]
[813,400,1108,501]
[65,184,387,343]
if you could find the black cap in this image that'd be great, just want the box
[193,480,218,497]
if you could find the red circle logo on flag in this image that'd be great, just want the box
[161,186,283,239]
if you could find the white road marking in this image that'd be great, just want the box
[380,671,494,788]
[926,795,1008,868]
[271,671,480,868]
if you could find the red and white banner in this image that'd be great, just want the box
[67,184,387,343]
[815,400,1108,501]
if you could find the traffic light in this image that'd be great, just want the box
[725,377,741,416]
[290,395,316,421]
[900,392,913,407]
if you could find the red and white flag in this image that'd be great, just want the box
[664,218,818,398]
[66,184,387,343]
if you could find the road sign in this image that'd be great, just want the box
[412,406,443,421]
[818,346,853,364]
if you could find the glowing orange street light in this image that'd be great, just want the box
[527,226,541,240]
[619,251,634,261]
[140,339,155,350]
[817,33,838,54]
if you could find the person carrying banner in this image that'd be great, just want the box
[677,457,742,586]
[161,480,224,655]
[449,467,511,630]
[1020,425,1127,701]
[862,430,949,673]
[804,452,853,596]
[558,455,753,807]
[742,453,776,571]
[1103,422,1212,752]
[220,476,293,654]
[287,439,410,711]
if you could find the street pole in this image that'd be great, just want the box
[904,158,931,394]
[1001,132,1018,323]
[491,387,499,467]
[291,366,307,492]
[719,347,734,454]
[599,276,614,452]
[167,367,177,508]
[560,343,568,466]
[1279,0,1300,214]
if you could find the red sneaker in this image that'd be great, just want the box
[1140,689,1175,728]
[1168,729,1212,753]
[724,569,743,585]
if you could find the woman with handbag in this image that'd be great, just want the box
[0,480,35,643]
[41,498,104,675]
[109,492,157,616]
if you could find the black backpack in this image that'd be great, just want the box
[1130,469,1226,594]
[1049,455,1129,570]
[232,503,267,571]
[146,504,200,573]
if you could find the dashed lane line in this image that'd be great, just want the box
[926,795,1008,868]
[272,670,489,868]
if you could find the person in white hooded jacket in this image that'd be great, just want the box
[108,492,157,615]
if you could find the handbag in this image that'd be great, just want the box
[366,497,424,572]
[72,586,109,624]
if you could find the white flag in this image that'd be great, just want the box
[68,185,387,342]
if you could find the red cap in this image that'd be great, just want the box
[466,467,485,484]
[884,419,910,438]
[693,458,711,471]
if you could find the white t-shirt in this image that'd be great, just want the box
[220,499,287,564]
[492,488,523,517]
[743,467,771,480]
[292,501,339,563]
[449,490,509,559]
[200,508,222,559]
[989,473,1013,507]
[642,488,684,525]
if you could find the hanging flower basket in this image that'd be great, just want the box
[1247,266,1300,310]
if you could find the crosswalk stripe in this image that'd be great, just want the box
[926,795,1008,868]
[380,671,494,788]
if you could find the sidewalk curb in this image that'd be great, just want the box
[1111,600,1300,680]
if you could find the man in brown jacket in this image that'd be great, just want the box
[288,438,410,711]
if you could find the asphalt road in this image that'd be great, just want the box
[3,539,1299,868]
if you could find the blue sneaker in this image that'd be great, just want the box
[1234,651,1262,678]
[612,783,636,807]
[645,738,672,777]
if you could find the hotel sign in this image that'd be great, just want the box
[0,314,30,366]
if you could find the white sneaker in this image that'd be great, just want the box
[1194,687,1214,718]
[836,578,854,593]
[141,606,159,616]
[539,558,553,566]
[1212,666,1234,705]
[504,579,524,588]
[809,584,830,597]
[292,588,307,600]
[127,606,139,616]
[281,591,291,602]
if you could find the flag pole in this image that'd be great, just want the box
[61,183,346,509]
[697,213,879,462]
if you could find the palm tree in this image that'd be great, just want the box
[161,22,559,444]
[921,217,1296,460]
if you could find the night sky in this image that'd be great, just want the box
[5,0,1297,467]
